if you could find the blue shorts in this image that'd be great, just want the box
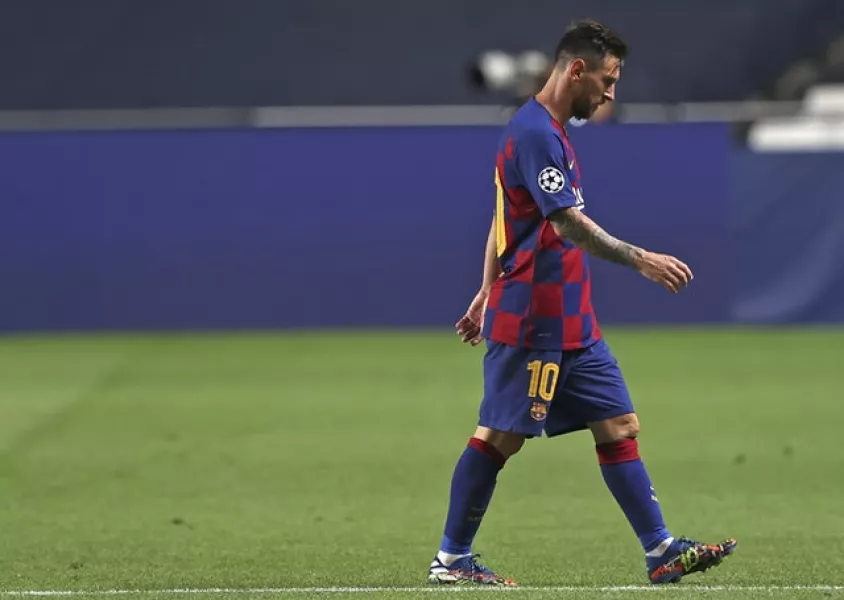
[479,338,635,438]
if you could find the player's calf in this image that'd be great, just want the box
[594,434,674,555]
[590,416,737,583]
[429,430,523,586]
[590,415,674,556]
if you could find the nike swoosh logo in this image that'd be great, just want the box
[569,161,575,170]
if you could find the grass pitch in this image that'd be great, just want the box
[1,328,842,599]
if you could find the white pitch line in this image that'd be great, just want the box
[2,586,844,596]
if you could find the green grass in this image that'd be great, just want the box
[0,327,843,599]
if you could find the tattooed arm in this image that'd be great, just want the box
[548,207,694,294]
[549,206,645,268]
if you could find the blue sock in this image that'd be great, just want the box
[597,438,671,554]
[439,437,506,555]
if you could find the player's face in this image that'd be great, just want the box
[571,56,621,120]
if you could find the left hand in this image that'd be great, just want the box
[455,289,489,346]
[637,251,694,294]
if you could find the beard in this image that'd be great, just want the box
[572,97,599,121]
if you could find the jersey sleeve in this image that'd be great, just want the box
[514,128,578,218]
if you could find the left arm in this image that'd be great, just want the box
[548,207,693,293]
[547,207,645,268]
[514,127,692,293]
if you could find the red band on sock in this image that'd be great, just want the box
[468,437,507,468]
[596,437,640,465]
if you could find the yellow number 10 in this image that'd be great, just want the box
[526,360,560,401]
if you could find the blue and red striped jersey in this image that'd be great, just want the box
[482,98,602,351]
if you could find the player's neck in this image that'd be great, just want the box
[534,74,573,125]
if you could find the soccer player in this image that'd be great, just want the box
[427,19,736,586]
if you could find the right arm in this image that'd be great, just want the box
[480,214,501,293]
[455,215,499,345]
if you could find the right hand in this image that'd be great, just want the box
[455,289,489,346]
[637,252,694,294]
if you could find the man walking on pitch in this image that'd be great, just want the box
[428,19,736,587]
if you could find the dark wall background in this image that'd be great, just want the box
[1,122,841,332]
[2,0,843,108]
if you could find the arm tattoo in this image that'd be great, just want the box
[551,208,644,268]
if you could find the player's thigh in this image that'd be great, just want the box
[546,339,635,438]
[480,341,563,439]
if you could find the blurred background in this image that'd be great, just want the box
[1,0,844,330]
[2,0,844,595]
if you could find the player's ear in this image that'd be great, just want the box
[569,58,587,81]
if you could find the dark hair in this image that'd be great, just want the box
[554,19,628,68]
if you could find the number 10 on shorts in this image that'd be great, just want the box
[526,360,560,401]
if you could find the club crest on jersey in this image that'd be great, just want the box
[529,401,548,422]
[538,166,565,194]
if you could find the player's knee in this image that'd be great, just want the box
[623,415,640,439]
[473,426,526,459]
[589,413,639,444]
[497,436,526,458]
[593,414,642,465]
[613,413,639,439]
